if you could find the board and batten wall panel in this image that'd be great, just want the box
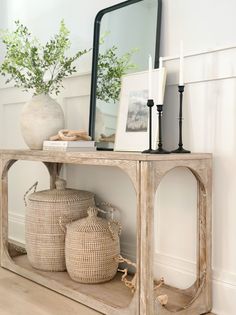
[162,48,236,315]
[1,47,236,314]
[1,0,236,314]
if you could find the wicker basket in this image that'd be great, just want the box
[63,206,121,284]
[25,178,95,272]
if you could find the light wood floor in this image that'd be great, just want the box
[0,267,101,315]
[0,267,215,315]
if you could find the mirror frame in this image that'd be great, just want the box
[89,0,162,143]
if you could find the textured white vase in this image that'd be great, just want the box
[20,94,65,150]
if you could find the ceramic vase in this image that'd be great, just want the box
[20,94,65,150]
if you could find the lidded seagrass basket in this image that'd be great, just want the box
[25,178,95,272]
[64,206,121,283]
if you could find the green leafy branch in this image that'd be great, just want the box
[0,20,91,95]
[97,39,138,103]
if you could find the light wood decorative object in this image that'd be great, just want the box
[0,150,212,315]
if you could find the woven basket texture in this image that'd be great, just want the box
[65,207,121,283]
[25,178,95,271]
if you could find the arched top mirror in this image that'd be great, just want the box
[89,0,162,150]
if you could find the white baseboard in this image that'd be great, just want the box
[8,212,25,244]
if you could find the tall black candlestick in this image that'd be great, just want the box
[172,85,190,153]
[151,105,170,154]
[142,99,154,153]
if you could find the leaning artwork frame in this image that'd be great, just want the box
[114,69,161,152]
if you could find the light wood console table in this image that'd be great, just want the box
[0,150,212,315]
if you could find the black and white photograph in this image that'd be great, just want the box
[125,90,148,132]
[115,69,160,151]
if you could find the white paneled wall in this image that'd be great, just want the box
[2,49,236,314]
[1,1,236,314]
[162,49,236,315]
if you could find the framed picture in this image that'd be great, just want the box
[114,69,162,152]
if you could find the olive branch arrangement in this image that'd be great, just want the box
[96,33,138,103]
[0,20,90,95]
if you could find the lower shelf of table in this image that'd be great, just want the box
[155,284,193,312]
[8,254,134,314]
[4,252,207,314]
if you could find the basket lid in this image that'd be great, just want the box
[67,207,112,233]
[28,178,94,203]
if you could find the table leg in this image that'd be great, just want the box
[139,161,155,315]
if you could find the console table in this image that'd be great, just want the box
[0,150,212,315]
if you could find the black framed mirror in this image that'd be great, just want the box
[89,0,162,150]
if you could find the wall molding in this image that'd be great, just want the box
[8,212,25,243]
[0,71,91,90]
[167,73,236,87]
[163,45,236,87]
[9,211,25,224]
[121,241,236,287]
[163,43,236,62]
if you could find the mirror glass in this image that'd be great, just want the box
[89,0,161,149]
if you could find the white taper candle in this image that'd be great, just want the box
[157,67,167,105]
[159,56,163,68]
[179,40,184,86]
[148,55,152,99]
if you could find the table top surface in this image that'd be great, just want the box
[0,149,212,162]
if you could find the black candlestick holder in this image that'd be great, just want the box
[151,104,170,154]
[142,99,155,153]
[172,85,191,153]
